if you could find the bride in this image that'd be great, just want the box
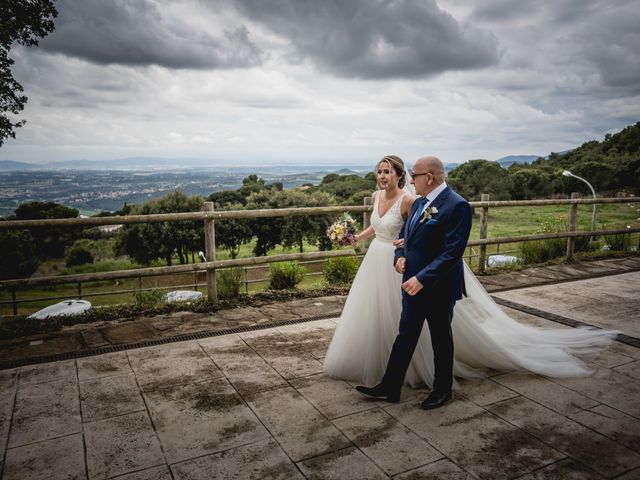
[323,155,618,389]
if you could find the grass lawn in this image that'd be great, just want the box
[2,202,638,316]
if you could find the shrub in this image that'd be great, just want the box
[217,267,245,300]
[604,231,633,251]
[519,215,594,264]
[324,256,358,285]
[133,288,166,308]
[65,245,94,267]
[269,262,306,290]
[519,239,565,264]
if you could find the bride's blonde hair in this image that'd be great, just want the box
[376,155,407,189]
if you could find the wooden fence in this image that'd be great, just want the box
[1,195,638,315]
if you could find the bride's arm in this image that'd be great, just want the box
[393,193,418,249]
[354,225,375,242]
[352,192,377,245]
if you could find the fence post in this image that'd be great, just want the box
[477,194,490,273]
[204,201,218,303]
[78,282,82,299]
[11,289,17,315]
[363,196,372,249]
[566,192,579,260]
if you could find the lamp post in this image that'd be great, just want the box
[562,170,596,242]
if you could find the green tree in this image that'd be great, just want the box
[208,200,252,259]
[314,173,376,204]
[65,245,94,267]
[115,192,204,265]
[1,0,57,145]
[0,228,39,279]
[13,201,80,259]
[275,190,335,253]
[448,160,513,200]
[508,168,553,199]
[245,188,287,256]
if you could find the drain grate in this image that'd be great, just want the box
[492,296,640,348]
[0,312,339,370]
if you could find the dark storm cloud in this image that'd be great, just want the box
[40,0,262,69]
[228,0,499,79]
[470,0,640,96]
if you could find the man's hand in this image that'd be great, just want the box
[393,238,405,248]
[395,257,406,274]
[402,276,423,296]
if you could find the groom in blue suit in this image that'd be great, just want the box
[356,156,472,409]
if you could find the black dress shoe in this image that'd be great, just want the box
[420,390,452,410]
[355,384,400,403]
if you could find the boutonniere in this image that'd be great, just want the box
[419,206,438,224]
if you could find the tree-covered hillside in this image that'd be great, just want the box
[449,122,639,200]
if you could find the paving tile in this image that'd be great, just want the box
[3,433,85,480]
[516,458,606,480]
[569,404,640,452]
[111,465,172,480]
[457,377,519,406]
[297,446,387,479]
[215,306,270,324]
[614,360,640,380]
[9,376,81,448]
[285,296,345,318]
[393,458,473,479]
[333,408,443,476]
[245,386,351,462]
[240,330,324,379]
[18,359,76,386]
[0,367,18,390]
[493,372,598,415]
[290,374,382,419]
[77,351,133,380]
[127,341,222,390]
[275,320,336,359]
[385,397,563,480]
[143,377,268,463]
[551,367,640,418]
[487,396,640,477]
[616,467,640,479]
[199,335,287,395]
[102,322,161,344]
[171,438,303,480]
[591,348,637,369]
[84,410,164,479]
[80,373,146,422]
[607,341,640,360]
[0,369,18,457]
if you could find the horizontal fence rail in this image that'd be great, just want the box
[1,195,638,315]
[0,197,634,229]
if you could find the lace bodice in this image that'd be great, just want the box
[371,192,405,243]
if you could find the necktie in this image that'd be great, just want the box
[409,197,427,231]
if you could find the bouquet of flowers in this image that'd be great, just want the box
[327,213,357,248]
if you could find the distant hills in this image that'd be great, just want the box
[0,160,37,171]
[495,155,541,168]
[0,157,372,172]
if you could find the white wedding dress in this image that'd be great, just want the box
[323,192,618,389]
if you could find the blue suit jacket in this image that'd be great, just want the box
[393,186,472,303]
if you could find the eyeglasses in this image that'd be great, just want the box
[409,171,431,179]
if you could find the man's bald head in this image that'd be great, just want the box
[415,156,445,184]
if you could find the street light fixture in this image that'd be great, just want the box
[562,170,596,242]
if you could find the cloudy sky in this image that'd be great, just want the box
[4,0,639,165]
